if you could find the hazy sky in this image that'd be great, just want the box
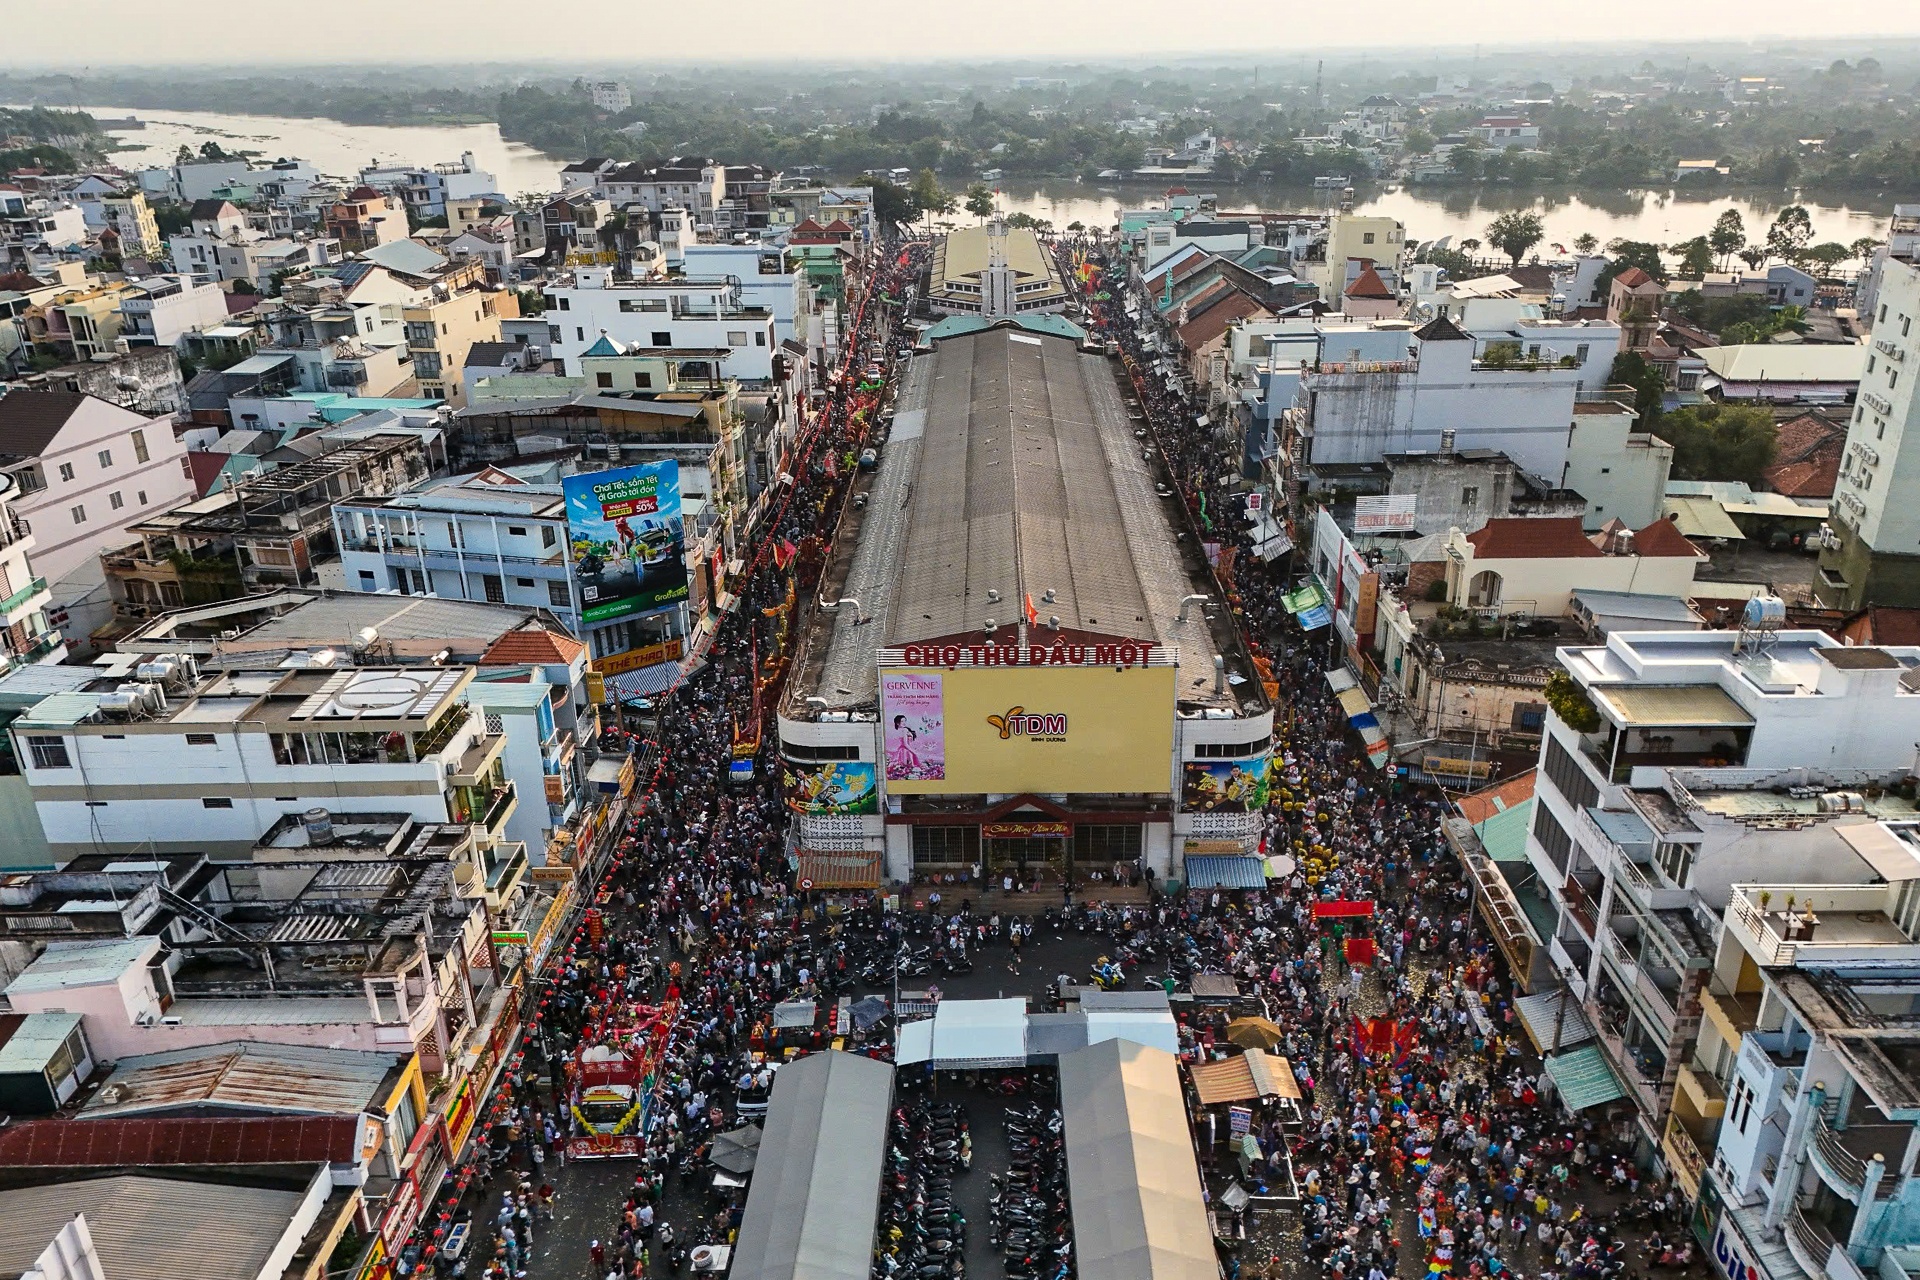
[2,0,1914,65]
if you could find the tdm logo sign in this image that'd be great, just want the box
[986,706,1068,741]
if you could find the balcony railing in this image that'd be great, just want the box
[1785,1204,1837,1280]
[1810,1113,1902,1201]
[3,632,63,669]
[1563,876,1602,940]
[0,575,48,616]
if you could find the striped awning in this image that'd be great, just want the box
[1183,855,1268,890]
[1545,1044,1628,1111]
[794,851,882,890]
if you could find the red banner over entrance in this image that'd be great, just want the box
[1313,899,1377,919]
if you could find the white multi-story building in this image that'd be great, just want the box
[1286,314,1624,489]
[1818,218,1920,611]
[0,390,195,584]
[590,81,632,112]
[0,470,65,671]
[331,469,691,672]
[1686,815,1920,1280]
[542,269,778,382]
[116,273,232,349]
[1520,627,1920,1161]
[357,152,500,221]
[9,657,520,867]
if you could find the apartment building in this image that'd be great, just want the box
[1282,315,1627,499]
[590,82,632,112]
[105,431,434,616]
[325,187,411,254]
[1521,626,1920,1161]
[100,191,162,259]
[541,269,778,382]
[0,390,195,584]
[1690,816,1920,1280]
[116,273,231,349]
[9,656,518,866]
[0,470,65,673]
[332,467,692,674]
[356,153,499,222]
[402,288,514,407]
[1818,213,1920,610]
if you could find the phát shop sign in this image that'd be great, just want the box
[983,822,1072,839]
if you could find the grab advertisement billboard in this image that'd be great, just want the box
[563,461,689,624]
[881,665,1174,795]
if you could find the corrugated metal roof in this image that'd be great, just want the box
[4,937,158,995]
[14,691,103,728]
[82,1041,400,1118]
[0,1115,359,1167]
[1545,1044,1628,1111]
[0,1011,82,1074]
[1182,855,1267,890]
[1514,990,1595,1052]
[0,1174,307,1280]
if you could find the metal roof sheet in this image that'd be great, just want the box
[1514,990,1595,1052]
[4,937,158,994]
[0,1115,359,1167]
[1181,855,1268,889]
[1545,1044,1628,1110]
[81,1041,402,1117]
[0,1011,82,1074]
[0,1174,308,1280]
[1060,1041,1217,1280]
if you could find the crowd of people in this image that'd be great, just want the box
[418,229,1699,1280]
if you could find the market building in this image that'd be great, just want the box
[777,316,1272,890]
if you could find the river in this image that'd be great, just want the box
[77,105,1895,250]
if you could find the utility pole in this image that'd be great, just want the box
[1314,61,1324,111]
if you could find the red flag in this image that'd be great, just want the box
[1024,592,1039,628]
[1344,936,1376,966]
[773,538,797,569]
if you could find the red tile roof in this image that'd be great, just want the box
[1344,263,1395,300]
[1628,516,1705,558]
[822,219,854,233]
[1456,769,1537,826]
[481,628,585,666]
[1613,267,1653,289]
[1177,290,1267,351]
[1842,607,1920,647]
[1465,517,1604,560]
[791,218,825,234]
[0,1115,359,1167]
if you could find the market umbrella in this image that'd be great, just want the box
[850,996,889,1031]
[710,1124,763,1174]
[1225,1016,1286,1051]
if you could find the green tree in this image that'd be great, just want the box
[198,139,230,161]
[963,183,996,223]
[1662,403,1778,486]
[1486,211,1546,268]
[1851,236,1882,265]
[1404,127,1434,155]
[909,169,953,223]
[870,178,914,231]
[175,143,193,165]
[1804,242,1852,277]
[1709,208,1746,270]
[1609,351,1666,422]
[1671,236,1715,280]
[1572,233,1599,256]
[1737,246,1767,271]
[1766,205,1815,268]
[1599,239,1668,292]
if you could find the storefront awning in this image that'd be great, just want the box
[1183,855,1267,890]
[1514,989,1595,1052]
[896,1019,934,1066]
[1545,1044,1628,1111]
[795,851,882,890]
[931,998,1027,1069]
[1187,1051,1300,1105]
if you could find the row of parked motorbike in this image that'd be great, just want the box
[991,1104,1074,1280]
[873,1099,972,1280]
